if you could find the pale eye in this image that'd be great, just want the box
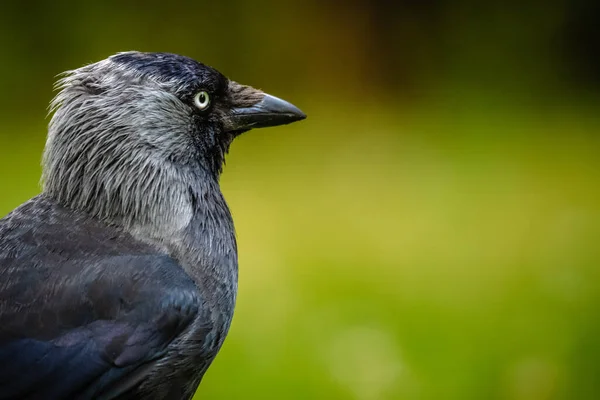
[194,91,211,110]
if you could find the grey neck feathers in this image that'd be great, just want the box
[42,108,238,297]
[43,138,197,237]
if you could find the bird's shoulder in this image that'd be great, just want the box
[0,194,205,335]
[0,194,153,258]
[0,195,214,398]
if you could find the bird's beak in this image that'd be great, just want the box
[224,85,306,134]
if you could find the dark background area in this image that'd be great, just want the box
[1,1,599,399]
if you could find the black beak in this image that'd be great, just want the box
[224,93,306,133]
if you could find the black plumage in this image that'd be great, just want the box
[0,52,305,399]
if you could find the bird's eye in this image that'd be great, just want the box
[194,91,211,111]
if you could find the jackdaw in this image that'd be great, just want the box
[0,51,305,399]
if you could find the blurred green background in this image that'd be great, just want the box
[1,1,599,399]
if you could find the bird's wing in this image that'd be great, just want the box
[0,197,205,400]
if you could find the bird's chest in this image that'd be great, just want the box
[143,199,238,396]
[142,252,237,399]
[168,220,238,350]
[180,227,238,326]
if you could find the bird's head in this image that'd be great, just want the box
[43,52,305,227]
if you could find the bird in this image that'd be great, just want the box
[0,51,305,399]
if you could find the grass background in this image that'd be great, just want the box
[1,1,599,399]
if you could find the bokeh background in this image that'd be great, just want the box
[1,1,599,399]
